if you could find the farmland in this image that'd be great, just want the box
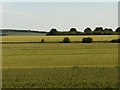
[1,35,119,88]
[2,30,46,36]
[2,35,118,42]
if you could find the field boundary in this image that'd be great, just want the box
[1,41,114,44]
[2,65,118,69]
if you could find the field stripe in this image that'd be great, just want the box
[2,65,118,69]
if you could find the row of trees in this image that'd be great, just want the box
[2,27,120,35]
[47,27,120,35]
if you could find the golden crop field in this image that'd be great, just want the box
[2,35,118,42]
[2,35,119,88]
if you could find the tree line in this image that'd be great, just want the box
[1,27,120,35]
[47,27,120,35]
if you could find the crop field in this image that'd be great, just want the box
[1,35,119,88]
[3,67,118,88]
[2,43,118,68]
[2,35,118,42]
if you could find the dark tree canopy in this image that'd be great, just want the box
[93,27,104,35]
[82,37,93,43]
[110,38,120,43]
[94,27,103,32]
[84,27,92,33]
[116,27,120,32]
[63,37,70,43]
[49,28,58,35]
[84,27,92,34]
[69,28,77,32]
[41,39,45,43]
[104,28,113,32]
[103,28,113,35]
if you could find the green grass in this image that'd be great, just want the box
[3,67,118,88]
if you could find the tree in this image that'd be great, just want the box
[49,28,58,35]
[41,39,45,43]
[69,28,77,32]
[116,27,120,32]
[69,28,78,35]
[84,27,92,34]
[82,37,93,43]
[110,38,120,43]
[103,28,113,35]
[63,37,70,43]
[93,27,104,35]
[94,27,103,32]
[104,28,113,32]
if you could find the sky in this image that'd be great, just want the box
[0,2,118,32]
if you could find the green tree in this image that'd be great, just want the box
[69,28,78,35]
[116,27,120,32]
[84,27,92,35]
[63,37,70,43]
[69,28,77,32]
[41,39,45,43]
[103,28,113,35]
[49,28,58,35]
[82,37,93,43]
[93,27,104,35]
[110,38,120,43]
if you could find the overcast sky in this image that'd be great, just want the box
[1,2,118,31]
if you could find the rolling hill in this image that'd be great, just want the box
[1,29,46,36]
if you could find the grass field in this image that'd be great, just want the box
[2,35,119,88]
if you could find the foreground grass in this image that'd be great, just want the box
[2,42,118,88]
[2,67,118,88]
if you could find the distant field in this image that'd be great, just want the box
[2,35,119,88]
[2,35,118,42]
[2,31,46,36]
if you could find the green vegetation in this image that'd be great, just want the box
[82,37,93,43]
[63,37,70,43]
[2,36,118,88]
[2,35,118,43]
[2,42,118,88]
[110,38,120,43]
[47,27,120,35]
[2,27,120,36]
[41,39,45,43]
[3,67,118,88]
[3,43,118,68]
[84,27,92,35]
